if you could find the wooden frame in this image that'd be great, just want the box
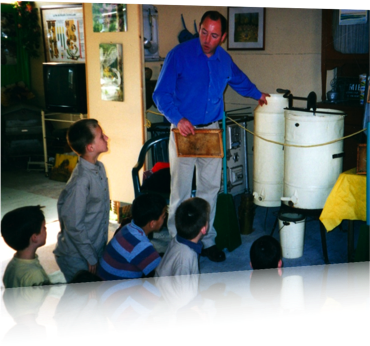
[227,7,265,50]
[40,4,85,62]
[357,144,367,174]
[172,129,223,158]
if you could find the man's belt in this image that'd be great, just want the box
[195,121,216,128]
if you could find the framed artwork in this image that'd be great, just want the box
[40,5,85,62]
[92,3,127,32]
[227,7,265,50]
[100,43,123,102]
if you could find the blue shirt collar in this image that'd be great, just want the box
[195,38,220,61]
[176,235,203,254]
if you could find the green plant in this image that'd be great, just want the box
[14,1,41,58]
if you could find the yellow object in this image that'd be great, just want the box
[49,153,78,182]
[320,168,366,231]
[319,297,366,315]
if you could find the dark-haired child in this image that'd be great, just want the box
[155,197,210,277]
[97,193,167,281]
[249,236,283,304]
[53,118,110,283]
[1,206,51,288]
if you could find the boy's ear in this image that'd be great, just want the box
[86,143,94,153]
[30,233,38,244]
[200,225,207,235]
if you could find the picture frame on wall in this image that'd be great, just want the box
[92,3,127,32]
[227,7,265,50]
[100,43,124,102]
[40,4,85,62]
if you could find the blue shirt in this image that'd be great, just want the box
[153,38,262,126]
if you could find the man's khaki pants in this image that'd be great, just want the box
[167,122,221,249]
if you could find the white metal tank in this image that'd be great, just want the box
[282,108,346,209]
[253,94,288,207]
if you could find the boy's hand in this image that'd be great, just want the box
[88,263,97,274]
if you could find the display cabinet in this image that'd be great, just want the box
[319,9,369,171]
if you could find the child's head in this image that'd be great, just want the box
[175,197,210,240]
[1,206,46,251]
[67,118,108,156]
[132,193,167,231]
[250,235,282,270]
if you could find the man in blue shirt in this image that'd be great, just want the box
[153,11,270,262]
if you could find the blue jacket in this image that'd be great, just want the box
[153,38,262,126]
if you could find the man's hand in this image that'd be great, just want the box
[258,93,270,106]
[177,118,195,136]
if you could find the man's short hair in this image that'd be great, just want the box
[250,235,282,270]
[175,197,210,240]
[131,193,167,228]
[67,119,99,156]
[200,11,227,36]
[1,206,45,251]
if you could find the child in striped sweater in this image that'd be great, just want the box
[97,194,167,332]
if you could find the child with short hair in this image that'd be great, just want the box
[155,197,210,277]
[1,205,51,288]
[97,193,167,280]
[53,118,110,283]
[249,236,283,303]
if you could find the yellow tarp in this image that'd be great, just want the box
[319,297,366,315]
[320,168,366,231]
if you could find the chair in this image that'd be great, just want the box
[132,134,170,200]
[132,134,196,202]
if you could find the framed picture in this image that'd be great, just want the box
[227,7,265,50]
[40,5,85,62]
[92,3,127,32]
[100,43,123,102]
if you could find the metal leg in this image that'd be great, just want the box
[347,220,355,301]
[270,214,279,236]
[41,110,49,177]
[319,221,330,264]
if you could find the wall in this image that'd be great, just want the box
[83,3,145,203]
[31,2,145,203]
[145,5,324,189]
[29,3,326,201]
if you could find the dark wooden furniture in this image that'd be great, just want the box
[320,9,369,171]
[1,104,43,161]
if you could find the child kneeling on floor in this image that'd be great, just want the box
[1,206,51,288]
[155,197,210,277]
[97,193,167,281]
[249,236,283,302]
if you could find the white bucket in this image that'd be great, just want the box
[280,275,305,311]
[282,108,345,209]
[279,212,305,259]
[253,94,288,207]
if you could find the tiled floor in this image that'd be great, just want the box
[0,161,369,340]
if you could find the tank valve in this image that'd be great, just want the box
[253,190,265,202]
[281,190,298,206]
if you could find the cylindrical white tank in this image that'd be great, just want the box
[282,108,346,209]
[253,94,288,207]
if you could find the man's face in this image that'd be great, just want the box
[153,207,168,232]
[199,17,226,58]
